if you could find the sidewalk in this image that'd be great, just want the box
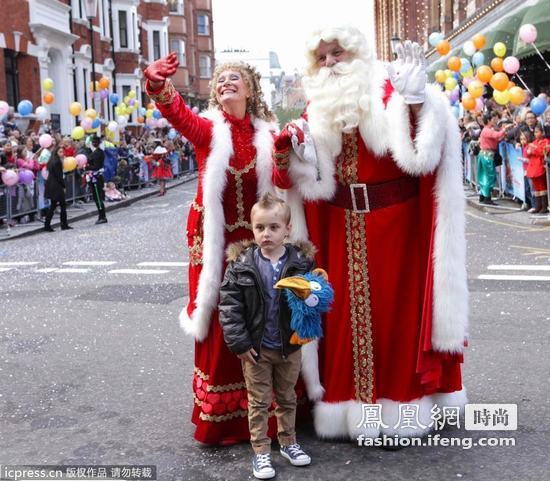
[464,185,550,227]
[0,172,198,241]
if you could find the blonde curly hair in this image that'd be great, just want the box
[208,62,275,122]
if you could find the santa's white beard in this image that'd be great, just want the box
[303,58,374,135]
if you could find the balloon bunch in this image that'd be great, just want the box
[69,102,102,140]
[143,102,167,129]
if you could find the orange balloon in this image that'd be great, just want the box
[490,72,509,91]
[43,92,55,105]
[468,80,484,98]
[509,86,525,106]
[507,81,515,90]
[147,102,155,110]
[491,57,504,72]
[462,93,476,111]
[472,33,486,50]
[99,77,110,89]
[137,116,145,124]
[436,40,451,56]
[476,65,493,84]
[447,56,461,72]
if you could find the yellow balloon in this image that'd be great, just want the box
[493,89,510,105]
[461,68,474,78]
[124,96,130,105]
[71,126,85,140]
[146,109,153,118]
[509,86,525,106]
[42,78,54,91]
[69,102,82,116]
[63,156,77,172]
[128,90,136,99]
[84,108,97,119]
[444,69,453,78]
[468,80,484,98]
[493,42,507,58]
[445,77,457,91]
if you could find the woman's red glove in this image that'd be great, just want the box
[143,52,179,86]
[274,122,304,151]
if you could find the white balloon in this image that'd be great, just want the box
[107,121,118,132]
[117,115,128,126]
[35,106,49,122]
[463,41,476,57]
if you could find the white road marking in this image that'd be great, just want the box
[62,261,117,266]
[0,267,13,272]
[487,265,550,271]
[35,268,59,273]
[137,262,189,267]
[0,261,39,266]
[55,268,91,273]
[109,269,170,275]
[478,274,550,281]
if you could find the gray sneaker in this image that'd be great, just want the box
[252,453,275,479]
[280,443,311,466]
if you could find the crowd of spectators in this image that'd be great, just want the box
[0,117,196,227]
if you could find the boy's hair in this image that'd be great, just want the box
[251,192,291,224]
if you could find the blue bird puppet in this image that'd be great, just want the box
[275,268,334,345]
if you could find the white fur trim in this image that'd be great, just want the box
[313,388,467,440]
[300,339,325,401]
[180,110,276,341]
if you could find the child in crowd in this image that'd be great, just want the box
[151,145,171,196]
[104,181,123,202]
[219,193,314,480]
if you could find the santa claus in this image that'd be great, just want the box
[272,26,468,441]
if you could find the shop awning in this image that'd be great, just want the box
[514,0,550,59]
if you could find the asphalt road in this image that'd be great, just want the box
[1,181,549,481]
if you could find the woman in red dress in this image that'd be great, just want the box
[144,54,281,445]
[151,145,171,196]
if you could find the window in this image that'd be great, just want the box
[199,55,211,78]
[4,50,19,108]
[168,0,178,12]
[119,10,128,48]
[197,14,209,35]
[171,39,186,66]
[153,31,161,60]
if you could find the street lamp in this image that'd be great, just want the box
[390,34,401,60]
[84,0,98,110]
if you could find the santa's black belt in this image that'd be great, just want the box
[328,177,419,213]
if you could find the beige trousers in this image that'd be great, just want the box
[241,347,301,454]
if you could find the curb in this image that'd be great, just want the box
[0,173,198,241]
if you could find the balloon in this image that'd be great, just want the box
[476,65,493,83]
[139,107,147,116]
[147,102,155,110]
[63,156,77,172]
[117,115,128,126]
[463,41,476,56]
[81,117,93,130]
[107,121,118,132]
[75,154,88,169]
[462,77,474,88]
[509,87,526,106]
[18,169,34,185]
[41,167,49,181]
[191,106,200,114]
[475,98,484,112]
[17,100,33,116]
[468,80,484,99]
[462,93,476,111]
[99,89,109,100]
[503,56,520,75]
[69,102,82,116]
[39,134,53,148]
[519,24,537,44]
[145,109,153,119]
[429,32,444,47]
[42,78,54,91]
[493,90,510,106]
[85,108,97,119]
[109,93,119,105]
[43,93,55,105]
[490,57,504,72]
[461,68,474,79]
[128,98,136,106]
[493,42,506,58]
[99,77,110,89]
[436,40,451,56]
[1,170,19,186]
[35,106,49,122]
[137,116,145,124]
[0,100,9,116]
[152,109,162,119]
[89,80,99,92]
[459,58,471,73]
[530,97,548,116]
[472,33,486,50]
[451,105,460,118]
[490,72,509,91]
[168,128,177,139]
[449,89,460,104]
[444,77,457,91]
[128,90,136,99]
[472,52,485,67]
[158,118,168,128]
[71,126,85,140]
[447,56,461,72]
[123,96,130,105]
[435,70,446,84]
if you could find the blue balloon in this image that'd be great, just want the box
[152,109,162,119]
[139,107,147,116]
[429,32,444,48]
[472,52,485,67]
[453,72,461,81]
[451,105,460,118]
[530,97,547,116]
[460,58,471,73]
[17,100,33,116]
[92,118,101,129]
[109,93,119,105]
[168,128,177,139]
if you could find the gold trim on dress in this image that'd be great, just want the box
[225,157,256,232]
[149,80,178,106]
[337,132,375,403]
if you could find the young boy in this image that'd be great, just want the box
[219,193,314,480]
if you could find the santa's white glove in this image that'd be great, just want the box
[386,40,427,105]
[290,121,318,165]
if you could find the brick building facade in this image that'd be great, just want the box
[0,0,214,134]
